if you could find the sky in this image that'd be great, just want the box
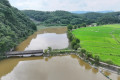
[8,0,120,11]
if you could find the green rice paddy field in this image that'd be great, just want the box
[72,24,120,66]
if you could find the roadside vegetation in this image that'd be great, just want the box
[67,25,80,50]
[72,24,120,66]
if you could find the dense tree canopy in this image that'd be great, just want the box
[23,10,120,26]
[0,0,37,55]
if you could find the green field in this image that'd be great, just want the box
[72,24,120,66]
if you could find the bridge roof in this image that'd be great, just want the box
[7,50,43,55]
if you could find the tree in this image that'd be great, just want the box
[48,47,52,52]
[71,40,77,49]
[74,44,80,50]
[86,53,92,59]
[44,49,48,54]
[78,24,82,28]
[0,1,37,55]
[106,59,113,65]
[81,23,86,27]
[23,10,120,26]
[81,48,86,54]
[75,38,80,43]
[69,35,74,41]
[60,19,70,24]
[67,31,74,41]
[94,55,100,65]
[0,0,11,7]
[74,25,77,29]
[67,24,73,30]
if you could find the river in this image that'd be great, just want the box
[0,27,119,80]
[15,27,69,51]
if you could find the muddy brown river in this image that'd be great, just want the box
[15,27,69,51]
[0,27,120,80]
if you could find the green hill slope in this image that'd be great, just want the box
[23,10,120,26]
[0,0,37,56]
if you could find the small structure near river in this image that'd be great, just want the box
[6,50,44,57]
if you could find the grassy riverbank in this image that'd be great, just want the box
[37,25,66,30]
[72,24,120,66]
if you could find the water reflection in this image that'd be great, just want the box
[15,27,68,51]
[118,76,120,80]
[15,33,37,51]
[0,57,44,78]
[25,33,69,50]
[71,55,92,71]
[104,71,111,76]
[45,58,49,62]
[92,68,99,74]
[0,55,108,80]
[84,63,92,70]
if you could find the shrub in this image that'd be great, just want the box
[0,56,6,60]
[74,25,77,29]
[94,55,100,65]
[48,47,52,52]
[44,49,48,54]
[81,48,86,53]
[75,38,80,43]
[81,23,86,27]
[86,53,92,59]
[78,24,81,28]
[71,40,77,49]
[105,59,113,65]
[74,44,80,50]
[67,24,73,30]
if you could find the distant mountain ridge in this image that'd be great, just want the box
[23,10,120,26]
[70,11,113,14]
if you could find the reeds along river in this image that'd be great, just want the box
[0,27,120,80]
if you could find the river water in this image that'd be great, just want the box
[15,27,69,51]
[0,27,119,80]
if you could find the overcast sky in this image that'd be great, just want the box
[8,0,120,11]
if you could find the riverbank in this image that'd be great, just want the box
[37,25,66,30]
[44,49,119,80]
[45,48,120,75]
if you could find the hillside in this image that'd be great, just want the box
[23,10,120,26]
[72,24,120,66]
[0,0,37,57]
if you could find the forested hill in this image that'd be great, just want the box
[0,0,37,56]
[23,10,120,26]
